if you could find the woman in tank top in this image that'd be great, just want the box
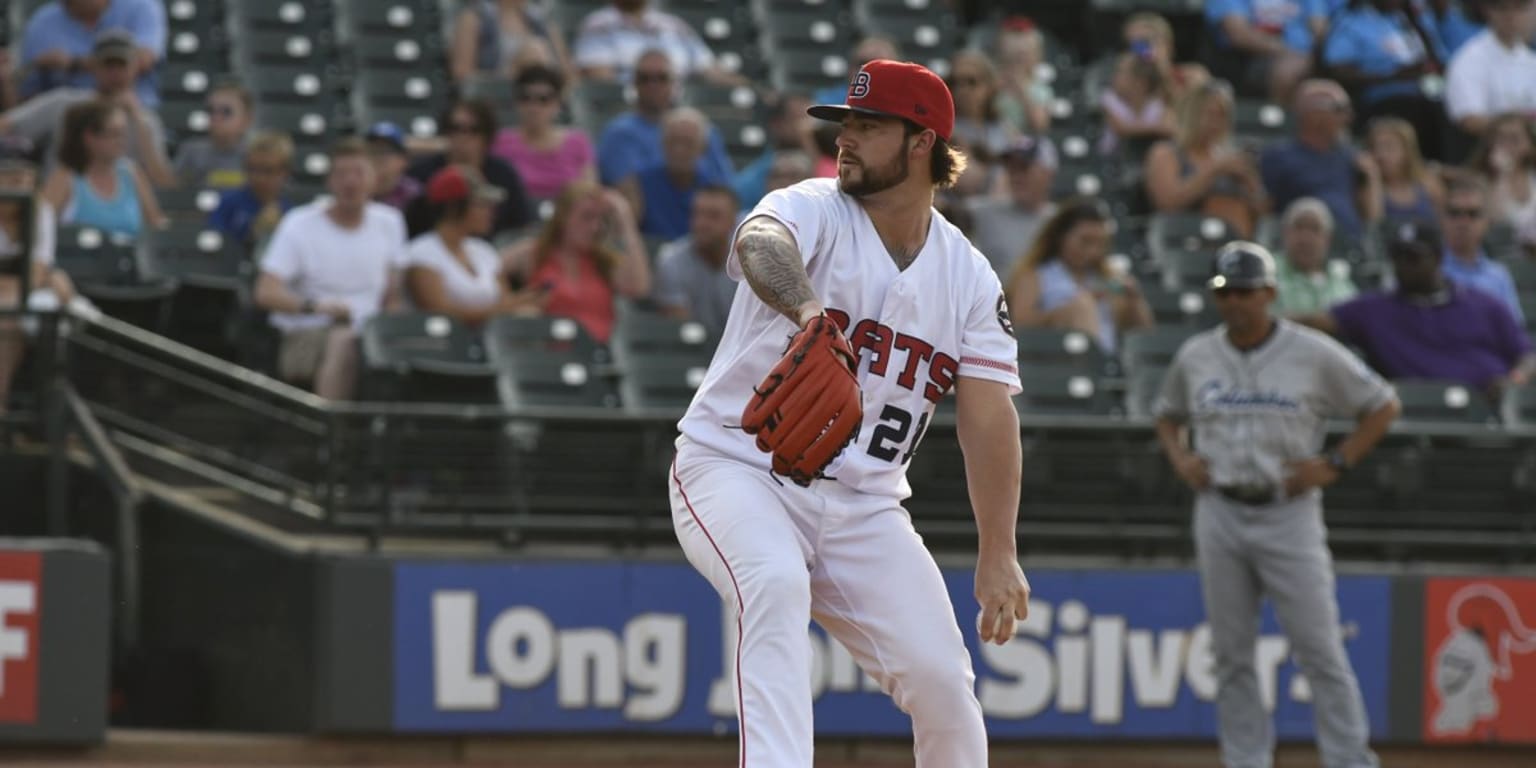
[1367,117,1442,224]
[1144,79,1266,238]
[41,100,165,237]
[500,181,650,343]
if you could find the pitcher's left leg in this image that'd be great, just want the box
[808,501,987,768]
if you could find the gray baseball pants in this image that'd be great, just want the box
[1194,492,1379,768]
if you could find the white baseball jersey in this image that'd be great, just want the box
[677,178,1022,499]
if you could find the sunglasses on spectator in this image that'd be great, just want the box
[447,122,481,134]
[1213,286,1259,299]
[517,91,558,104]
[1446,206,1483,219]
[635,71,671,84]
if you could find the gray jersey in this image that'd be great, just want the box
[1154,319,1394,488]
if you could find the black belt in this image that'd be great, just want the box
[1215,484,1281,507]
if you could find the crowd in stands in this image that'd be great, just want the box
[0,0,1531,417]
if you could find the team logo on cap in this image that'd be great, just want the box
[849,70,871,99]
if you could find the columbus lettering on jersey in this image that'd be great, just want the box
[825,308,959,404]
[1195,380,1302,413]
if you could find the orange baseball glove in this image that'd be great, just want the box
[740,314,863,486]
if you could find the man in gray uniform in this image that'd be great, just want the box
[1154,242,1401,768]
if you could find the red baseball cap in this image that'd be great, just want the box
[425,164,506,205]
[807,59,955,143]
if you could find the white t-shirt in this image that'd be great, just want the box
[677,178,1023,500]
[404,232,504,311]
[261,201,407,332]
[1446,31,1536,121]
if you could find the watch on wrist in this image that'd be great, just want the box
[1326,449,1350,475]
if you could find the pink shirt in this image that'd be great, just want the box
[527,252,615,343]
[491,128,594,200]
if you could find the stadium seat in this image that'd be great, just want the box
[1148,213,1233,262]
[484,315,609,369]
[54,227,179,334]
[235,30,334,67]
[1232,100,1291,143]
[349,34,439,73]
[618,357,710,411]
[1121,326,1196,373]
[1141,284,1219,328]
[245,64,335,106]
[159,187,224,219]
[1160,247,1219,290]
[225,0,332,35]
[1392,380,1500,427]
[609,311,717,371]
[361,313,497,403]
[254,103,336,144]
[339,0,438,37]
[1014,327,1112,376]
[1503,383,1536,427]
[143,223,249,288]
[497,355,620,409]
[1014,370,1119,416]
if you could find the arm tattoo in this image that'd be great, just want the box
[737,219,817,323]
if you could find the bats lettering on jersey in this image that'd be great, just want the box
[824,308,960,405]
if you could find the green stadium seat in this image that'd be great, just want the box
[609,310,717,371]
[484,315,609,370]
[498,355,620,409]
[1392,380,1500,427]
[1014,327,1112,376]
[1014,370,1120,416]
[362,313,497,403]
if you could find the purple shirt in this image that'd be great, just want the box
[490,128,594,200]
[1330,285,1533,388]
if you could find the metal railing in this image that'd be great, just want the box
[33,308,1536,564]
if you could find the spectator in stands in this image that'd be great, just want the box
[949,49,1018,198]
[1440,174,1525,321]
[1274,197,1358,315]
[208,131,293,250]
[449,0,573,85]
[653,185,738,336]
[19,0,165,107]
[490,65,595,202]
[765,150,815,194]
[366,122,421,213]
[1445,0,1536,137]
[255,138,407,400]
[0,30,171,186]
[1261,79,1381,241]
[1428,0,1485,57]
[41,100,164,237]
[993,19,1052,135]
[1368,116,1444,223]
[1005,197,1153,354]
[1204,0,1327,101]
[967,136,1058,279]
[573,0,724,84]
[1322,0,1449,159]
[1099,52,1174,157]
[501,181,650,343]
[1146,80,1266,239]
[812,36,901,108]
[621,107,725,240]
[733,92,813,209]
[172,81,253,191]
[405,165,525,326]
[1468,114,1536,249]
[1307,220,1534,395]
[596,49,733,186]
[0,139,75,414]
[1122,12,1211,106]
[406,98,535,238]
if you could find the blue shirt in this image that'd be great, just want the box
[1206,0,1328,53]
[1323,5,1446,106]
[210,187,292,245]
[1435,2,1483,56]
[596,112,734,186]
[634,161,723,240]
[1260,139,1364,239]
[1442,250,1525,324]
[731,148,775,210]
[20,0,166,107]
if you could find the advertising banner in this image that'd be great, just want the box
[1423,577,1536,744]
[0,551,41,725]
[392,562,1392,738]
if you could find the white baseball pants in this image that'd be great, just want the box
[668,439,988,768]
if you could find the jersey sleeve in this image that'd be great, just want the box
[726,182,830,281]
[1316,337,1395,418]
[956,267,1022,394]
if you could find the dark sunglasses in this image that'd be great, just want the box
[1213,286,1259,299]
[447,122,481,134]
[517,91,558,104]
[635,72,671,84]
[1446,206,1483,219]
